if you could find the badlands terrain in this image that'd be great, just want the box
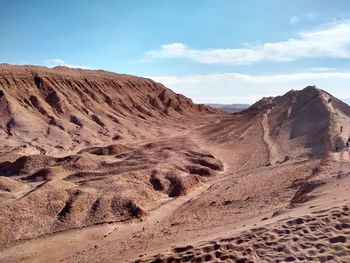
[0,64,349,263]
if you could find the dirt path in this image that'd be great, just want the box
[321,93,350,162]
[261,109,279,164]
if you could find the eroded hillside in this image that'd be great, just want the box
[0,65,350,263]
[0,64,223,247]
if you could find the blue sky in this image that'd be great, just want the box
[1,0,350,103]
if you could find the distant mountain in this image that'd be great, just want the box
[209,98,350,112]
[206,103,250,113]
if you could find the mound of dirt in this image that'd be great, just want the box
[77,144,133,156]
[0,176,24,192]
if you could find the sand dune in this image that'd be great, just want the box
[0,65,350,262]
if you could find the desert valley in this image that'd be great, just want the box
[0,64,349,262]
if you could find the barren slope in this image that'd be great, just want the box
[0,64,219,158]
[0,66,350,263]
[0,64,223,247]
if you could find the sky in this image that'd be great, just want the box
[1,0,350,104]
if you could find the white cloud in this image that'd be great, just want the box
[146,21,350,65]
[149,71,350,104]
[290,16,299,24]
[309,67,335,71]
[45,58,91,69]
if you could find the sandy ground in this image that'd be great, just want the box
[0,66,349,262]
[1,113,349,263]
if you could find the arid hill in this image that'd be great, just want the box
[0,65,349,263]
[201,86,350,168]
[0,64,223,247]
[250,86,350,157]
[0,64,219,158]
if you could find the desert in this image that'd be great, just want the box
[2,1,350,262]
[0,64,349,262]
